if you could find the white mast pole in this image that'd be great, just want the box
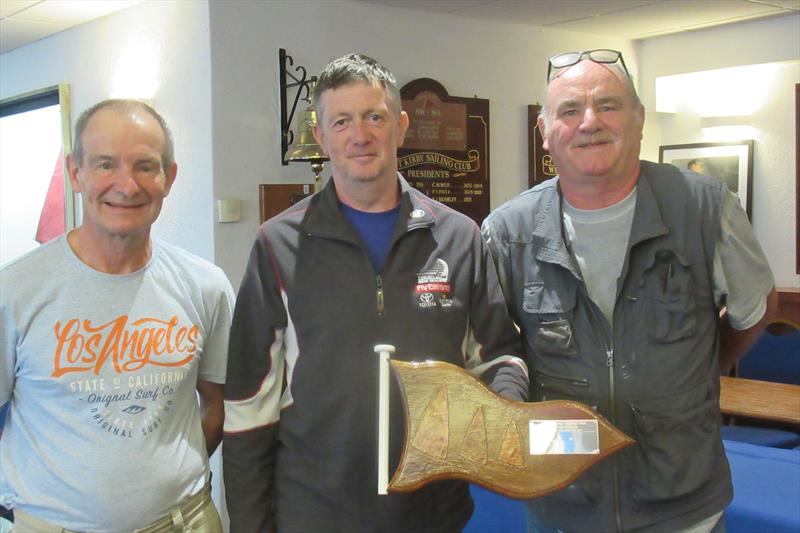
[374,344,396,495]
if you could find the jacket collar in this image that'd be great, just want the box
[530,163,669,275]
[529,179,580,276]
[627,162,669,247]
[302,172,435,242]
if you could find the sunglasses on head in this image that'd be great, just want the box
[547,49,629,82]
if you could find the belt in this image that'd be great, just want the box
[13,482,211,533]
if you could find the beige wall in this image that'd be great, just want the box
[638,13,800,288]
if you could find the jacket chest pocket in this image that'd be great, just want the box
[522,281,578,357]
[638,249,697,343]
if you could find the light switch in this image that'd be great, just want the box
[217,198,241,223]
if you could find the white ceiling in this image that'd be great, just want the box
[0,0,798,55]
[0,0,144,54]
[358,0,799,39]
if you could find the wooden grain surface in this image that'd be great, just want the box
[389,360,635,499]
[719,375,800,424]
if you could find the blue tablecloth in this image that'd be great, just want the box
[465,441,800,533]
[464,484,525,533]
[723,439,800,532]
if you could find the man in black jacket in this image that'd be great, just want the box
[223,53,528,533]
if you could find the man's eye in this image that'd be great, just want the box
[97,162,114,170]
[600,105,617,112]
[369,113,384,123]
[561,109,577,117]
[332,119,347,128]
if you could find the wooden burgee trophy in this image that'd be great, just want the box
[375,345,635,499]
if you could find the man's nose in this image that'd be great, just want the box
[114,166,140,195]
[579,108,601,131]
[351,120,371,143]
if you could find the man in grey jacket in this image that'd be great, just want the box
[482,49,777,532]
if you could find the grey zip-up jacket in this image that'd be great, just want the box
[482,161,732,532]
[224,175,528,533]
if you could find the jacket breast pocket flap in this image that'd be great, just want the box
[523,282,578,356]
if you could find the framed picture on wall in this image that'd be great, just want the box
[659,140,754,218]
[528,104,557,189]
[795,83,798,274]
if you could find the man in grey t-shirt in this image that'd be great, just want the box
[0,100,234,531]
[483,50,777,533]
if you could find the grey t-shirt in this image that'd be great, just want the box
[563,188,636,324]
[563,187,772,330]
[0,236,235,531]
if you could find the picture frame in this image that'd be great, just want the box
[795,83,798,274]
[659,140,754,218]
[528,104,558,189]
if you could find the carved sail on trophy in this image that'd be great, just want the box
[375,345,635,499]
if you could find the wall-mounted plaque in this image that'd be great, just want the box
[528,104,557,189]
[399,78,489,225]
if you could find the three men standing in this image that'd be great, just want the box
[0,49,780,533]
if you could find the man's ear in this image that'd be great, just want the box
[397,110,410,148]
[163,162,178,197]
[66,153,83,192]
[537,115,549,151]
[312,124,328,156]
[635,104,646,134]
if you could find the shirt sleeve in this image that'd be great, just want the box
[197,269,236,384]
[465,224,528,402]
[223,231,287,532]
[0,292,16,406]
[712,190,775,330]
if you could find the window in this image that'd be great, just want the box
[0,85,74,266]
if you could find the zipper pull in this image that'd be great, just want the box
[376,275,384,315]
[606,348,614,367]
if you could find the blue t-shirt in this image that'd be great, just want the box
[340,203,400,273]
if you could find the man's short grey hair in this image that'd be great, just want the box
[72,99,175,169]
[540,61,642,129]
[312,53,402,120]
